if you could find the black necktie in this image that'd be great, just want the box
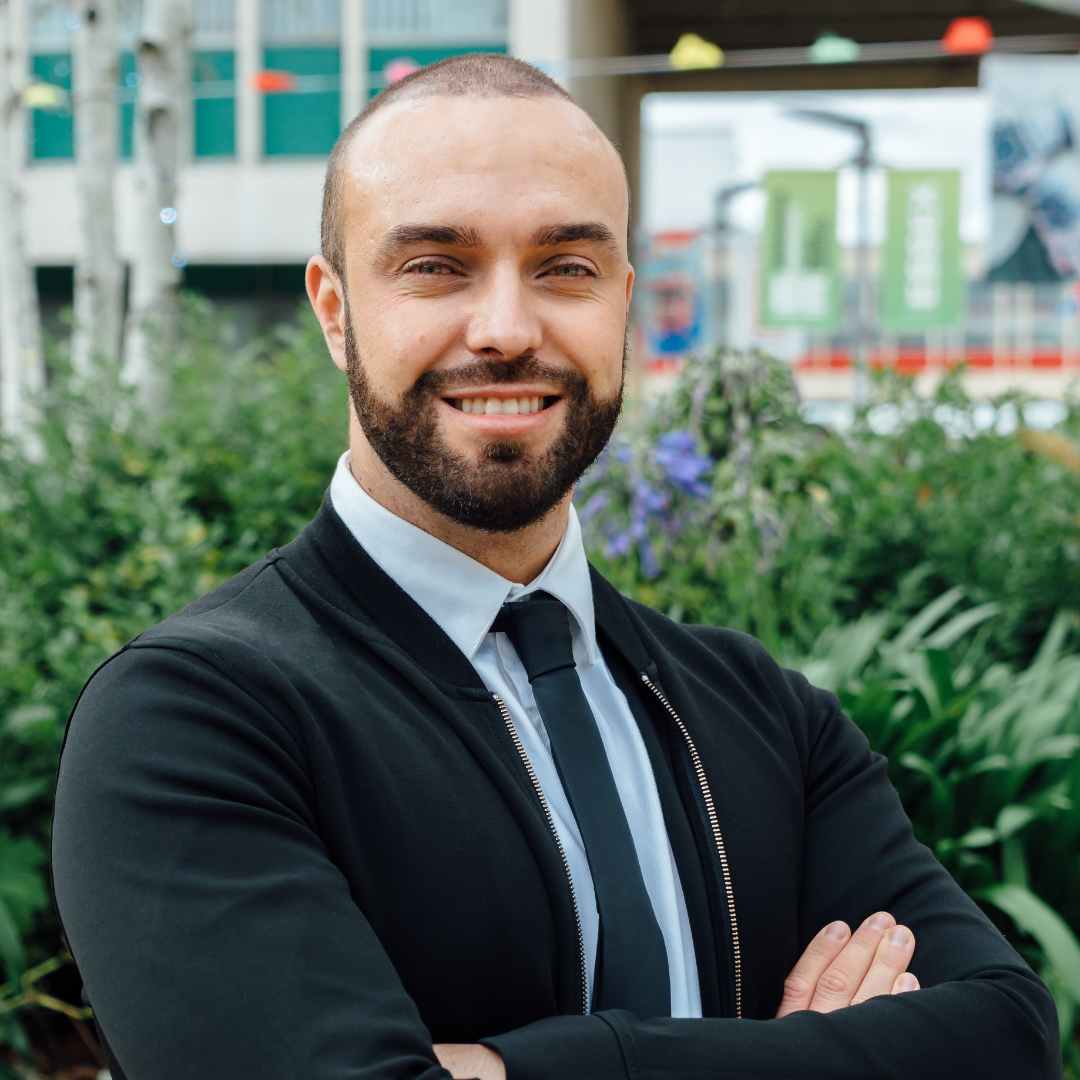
[491,592,671,1018]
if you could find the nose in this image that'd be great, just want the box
[463,264,542,362]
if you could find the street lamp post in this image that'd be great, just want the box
[787,109,874,407]
[712,181,756,351]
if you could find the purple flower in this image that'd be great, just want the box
[653,430,714,499]
[639,539,661,578]
[614,444,633,464]
[576,490,610,525]
[604,530,633,558]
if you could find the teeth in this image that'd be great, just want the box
[454,397,547,414]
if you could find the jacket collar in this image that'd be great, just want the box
[328,451,599,664]
[279,494,655,690]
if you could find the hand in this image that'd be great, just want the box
[434,1043,506,1080]
[775,911,920,1018]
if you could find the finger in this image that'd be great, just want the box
[850,924,916,1005]
[809,911,895,1013]
[775,921,850,1018]
[892,971,920,994]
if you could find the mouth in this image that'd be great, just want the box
[445,395,560,416]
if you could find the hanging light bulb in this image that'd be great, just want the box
[941,17,994,55]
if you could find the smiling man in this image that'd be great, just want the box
[52,54,1059,1080]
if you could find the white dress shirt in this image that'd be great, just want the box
[330,451,701,1017]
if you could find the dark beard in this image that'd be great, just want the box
[343,306,624,533]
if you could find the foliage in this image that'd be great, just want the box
[797,592,1080,1070]
[2,323,1080,1070]
[0,299,347,1064]
[580,351,1080,662]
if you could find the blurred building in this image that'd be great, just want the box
[23,0,630,324]
[18,0,1080,393]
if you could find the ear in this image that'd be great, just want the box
[625,263,635,309]
[306,255,348,373]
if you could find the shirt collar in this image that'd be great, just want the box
[329,451,598,664]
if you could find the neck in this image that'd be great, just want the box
[347,416,571,586]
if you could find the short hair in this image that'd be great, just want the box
[321,53,576,281]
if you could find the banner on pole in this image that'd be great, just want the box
[760,171,840,330]
[880,170,963,330]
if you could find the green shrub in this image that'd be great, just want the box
[580,351,1080,664]
[0,299,347,1062]
[3,323,1080,1071]
[797,591,1080,1070]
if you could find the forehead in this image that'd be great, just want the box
[340,95,628,244]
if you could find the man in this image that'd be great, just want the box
[52,54,1059,1080]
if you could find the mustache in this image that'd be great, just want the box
[411,356,588,397]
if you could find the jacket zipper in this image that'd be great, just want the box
[640,672,743,1020]
[493,693,590,1015]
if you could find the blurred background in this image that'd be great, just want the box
[7,1,1080,1077]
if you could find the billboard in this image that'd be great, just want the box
[880,170,963,330]
[636,232,709,361]
[760,171,840,330]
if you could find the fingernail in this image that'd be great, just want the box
[869,912,892,931]
[889,927,911,947]
[825,920,849,940]
[895,973,918,993]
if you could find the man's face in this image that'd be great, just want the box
[327,94,632,532]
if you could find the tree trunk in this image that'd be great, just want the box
[71,0,123,374]
[123,0,190,403]
[0,0,44,442]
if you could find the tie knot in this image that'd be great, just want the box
[491,593,576,682]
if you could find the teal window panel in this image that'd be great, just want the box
[119,52,135,158]
[31,53,72,159]
[264,47,339,156]
[367,44,506,99]
[194,50,235,156]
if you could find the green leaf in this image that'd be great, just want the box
[996,804,1037,839]
[0,779,50,813]
[958,827,998,849]
[979,883,1080,1003]
[888,587,965,655]
[0,894,22,982]
[924,602,1001,650]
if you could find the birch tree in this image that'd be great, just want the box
[71,0,123,373]
[0,0,44,441]
[123,0,190,401]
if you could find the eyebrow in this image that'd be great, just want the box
[531,222,620,252]
[380,223,483,253]
[379,220,621,257]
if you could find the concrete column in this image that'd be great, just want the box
[340,0,364,128]
[236,0,260,164]
[992,281,1012,367]
[1014,281,1034,366]
[508,0,570,87]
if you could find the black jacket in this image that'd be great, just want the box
[51,498,1061,1080]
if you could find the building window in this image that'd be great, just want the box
[194,51,236,156]
[192,0,235,157]
[30,53,72,159]
[263,46,339,155]
[366,0,507,99]
[261,0,340,156]
[366,0,507,40]
[119,51,135,158]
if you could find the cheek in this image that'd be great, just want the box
[349,297,453,396]
[553,307,626,396]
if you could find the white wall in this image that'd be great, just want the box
[26,160,324,264]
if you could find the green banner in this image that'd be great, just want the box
[880,170,962,331]
[760,171,840,330]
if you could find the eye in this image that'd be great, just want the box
[406,260,458,276]
[545,263,593,278]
